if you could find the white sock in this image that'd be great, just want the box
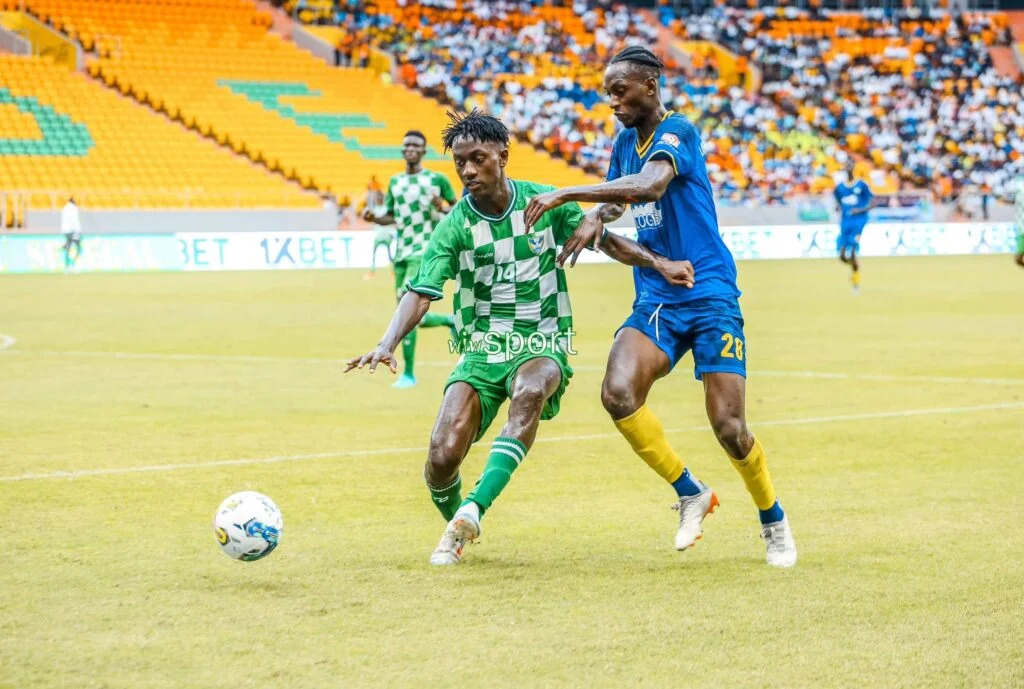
[456,501,480,522]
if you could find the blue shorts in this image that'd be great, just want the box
[837,223,864,251]
[618,298,747,380]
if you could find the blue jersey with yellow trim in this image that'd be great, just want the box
[833,180,872,228]
[608,112,739,305]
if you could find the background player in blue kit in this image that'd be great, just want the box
[833,162,873,292]
[525,46,796,568]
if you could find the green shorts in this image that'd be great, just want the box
[1016,227,1024,255]
[445,349,573,442]
[393,257,421,301]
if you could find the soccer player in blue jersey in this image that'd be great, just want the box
[525,46,796,567]
[833,162,873,292]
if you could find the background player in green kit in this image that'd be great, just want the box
[364,130,459,388]
[346,111,695,565]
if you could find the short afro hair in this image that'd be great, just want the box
[441,109,509,153]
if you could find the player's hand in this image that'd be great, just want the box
[344,346,398,375]
[557,212,604,268]
[361,207,376,222]
[430,196,446,212]
[524,190,566,230]
[656,259,696,288]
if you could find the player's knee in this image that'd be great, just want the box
[427,425,468,476]
[711,415,750,457]
[601,376,640,419]
[509,377,549,411]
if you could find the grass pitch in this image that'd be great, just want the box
[1,255,1022,689]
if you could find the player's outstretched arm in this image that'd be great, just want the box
[362,207,396,225]
[600,231,695,288]
[557,203,625,267]
[344,291,432,374]
[525,160,674,229]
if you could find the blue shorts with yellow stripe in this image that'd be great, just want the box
[618,298,747,380]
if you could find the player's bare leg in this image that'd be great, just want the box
[600,327,666,419]
[849,246,860,292]
[1015,252,1024,268]
[602,328,717,550]
[426,383,480,565]
[444,358,563,551]
[433,360,562,565]
[703,372,796,567]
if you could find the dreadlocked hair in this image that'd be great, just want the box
[441,109,509,153]
[609,46,664,72]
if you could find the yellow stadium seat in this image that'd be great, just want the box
[11,0,596,205]
[0,53,316,210]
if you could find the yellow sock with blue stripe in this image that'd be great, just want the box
[729,437,785,524]
[614,405,703,496]
[852,270,861,287]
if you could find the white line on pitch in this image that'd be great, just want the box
[0,333,15,350]
[2,348,1024,386]
[2,400,1021,483]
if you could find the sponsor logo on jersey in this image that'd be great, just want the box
[527,233,545,255]
[633,201,663,230]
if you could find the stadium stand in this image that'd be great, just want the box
[332,0,848,204]
[3,0,1019,214]
[15,0,594,203]
[0,52,314,219]
[670,6,1023,200]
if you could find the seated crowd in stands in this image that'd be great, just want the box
[291,0,1022,205]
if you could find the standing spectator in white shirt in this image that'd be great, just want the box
[61,197,82,272]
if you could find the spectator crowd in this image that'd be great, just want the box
[289,0,1023,206]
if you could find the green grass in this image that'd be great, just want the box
[1,255,1022,689]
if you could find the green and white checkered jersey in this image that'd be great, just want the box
[1014,176,1024,231]
[408,180,585,363]
[385,169,457,262]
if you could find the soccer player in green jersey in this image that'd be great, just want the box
[346,111,695,565]
[364,130,460,388]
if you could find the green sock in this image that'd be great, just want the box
[464,437,527,516]
[427,474,462,521]
[401,327,417,378]
[420,313,453,328]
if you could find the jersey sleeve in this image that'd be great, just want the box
[384,177,396,217]
[436,173,457,204]
[606,135,622,182]
[406,213,459,300]
[647,118,700,179]
[550,201,585,245]
[859,182,874,209]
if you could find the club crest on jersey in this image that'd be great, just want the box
[527,233,545,255]
[633,201,663,230]
[659,133,680,147]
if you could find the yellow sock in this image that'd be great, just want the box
[729,437,777,510]
[852,270,861,287]
[613,405,684,483]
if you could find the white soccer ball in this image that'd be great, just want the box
[213,491,283,561]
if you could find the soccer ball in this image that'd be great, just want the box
[213,491,283,561]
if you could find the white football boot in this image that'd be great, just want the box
[761,516,797,568]
[429,508,481,566]
[671,485,719,550]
